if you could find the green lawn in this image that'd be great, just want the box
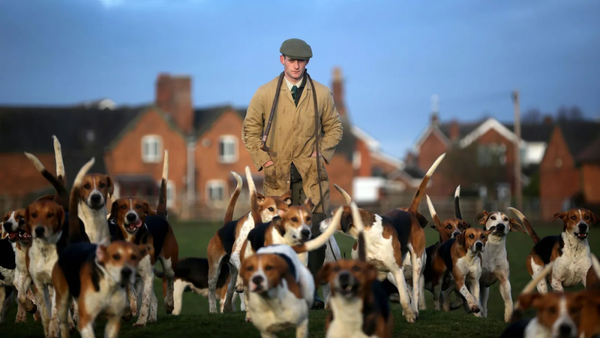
[3,220,597,337]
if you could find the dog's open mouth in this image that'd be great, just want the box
[7,231,18,242]
[337,283,358,296]
[125,219,142,233]
[575,232,588,240]
[18,231,31,242]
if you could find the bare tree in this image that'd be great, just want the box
[522,108,542,123]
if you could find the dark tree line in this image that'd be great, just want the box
[522,105,584,123]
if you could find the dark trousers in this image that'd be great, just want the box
[290,164,327,277]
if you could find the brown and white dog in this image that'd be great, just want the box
[240,205,343,337]
[321,153,446,323]
[0,226,17,323]
[2,208,39,323]
[474,208,528,322]
[422,188,471,311]
[317,202,394,338]
[510,207,599,293]
[50,157,144,338]
[430,197,495,316]
[206,170,291,314]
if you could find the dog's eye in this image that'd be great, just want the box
[265,265,273,271]
[120,205,127,210]
[130,254,137,260]
[333,266,341,272]
[291,217,298,222]
[481,235,485,239]
[491,216,496,220]
[446,225,452,229]
[503,217,508,221]
[469,234,474,239]
[548,306,557,315]
[584,215,590,220]
[31,212,38,218]
[83,183,91,190]
[112,253,121,261]
[352,266,361,272]
[47,212,54,218]
[135,204,142,209]
[3,216,7,221]
[571,216,577,220]
[268,207,274,212]
[306,217,311,222]
[246,265,254,272]
[569,306,580,314]
[99,183,106,189]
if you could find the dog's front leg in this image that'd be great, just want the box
[223,262,238,312]
[172,279,185,315]
[0,287,9,323]
[149,290,158,322]
[296,317,309,338]
[390,268,416,323]
[408,245,424,313]
[133,268,154,327]
[455,276,479,315]
[497,274,513,322]
[479,285,489,317]
[17,272,36,313]
[550,276,564,292]
[468,276,482,317]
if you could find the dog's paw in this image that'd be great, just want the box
[470,305,481,314]
[165,303,174,315]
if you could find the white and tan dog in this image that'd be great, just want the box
[240,206,343,338]
[321,153,446,323]
[474,209,527,322]
[510,207,598,293]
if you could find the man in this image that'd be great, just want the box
[242,38,343,309]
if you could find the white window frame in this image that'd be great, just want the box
[218,135,238,164]
[141,135,163,163]
[206,179,227,203]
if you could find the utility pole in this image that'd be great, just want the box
[512,90,523,210]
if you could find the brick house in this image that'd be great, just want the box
[0,68,411,220]
[539,121,600,218]
[411,111,554,200]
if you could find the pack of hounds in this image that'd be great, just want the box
[0,139,599,338]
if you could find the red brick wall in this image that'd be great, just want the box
[0,153,56,198]
[327,155,354,208]
[355,139,372,177]
[370,154,399,176]
[540,127,581,219]
[581,163,600,204]
[194,110,255,209]
[106,108,188,211]
[417,132,447,172]
[477,128,517,190]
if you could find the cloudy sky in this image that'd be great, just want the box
[1,0,599,158]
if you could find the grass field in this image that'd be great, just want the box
[3,219,598,337]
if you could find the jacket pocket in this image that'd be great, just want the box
[263,164,280,190]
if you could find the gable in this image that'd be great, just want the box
[413,126,449,153]
[459,118,524,149]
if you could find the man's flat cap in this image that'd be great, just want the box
[280,38,313,59]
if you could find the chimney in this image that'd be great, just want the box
[430,113,439,126]
[155,73,193,134]
[430,94,440,126]
[450,119,460,141]
[331,67,346,117]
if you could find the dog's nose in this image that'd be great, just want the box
[126,213,137,222]
[496,224,505,232]
[121,267,132,279]
[452,231,461,238]
[252,275,264,285]
[559,324,572,337]
[35,226,45,237]
[301,229,311,239]
[18,219,25,225]
[338,271,351,285]
[90,194,102,204]
[579,223,588,232]
[476,242,483,249]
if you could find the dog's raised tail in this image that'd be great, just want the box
[69,157,95,244]
[508,207,540,244]
[156,150,168,219]
[454,185,462,220]
[350,202,367,262]
[409,153,445,214]
[52,135,66,185]
[245,166,261,225]
[333,184,352,204]
[293,206,343,254]
[224,171,243,224]
[24,151,69,209]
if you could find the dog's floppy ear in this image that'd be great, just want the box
[106,175,114,199]
[95,237,111,263]
[280,190,292,206]
[518,293,543,310]
[0,227,7,240]
[552,212,568,223]
[474,211,490,226]
[590,211,599,226]
[272,217,286,237]
[316,263,334,285]
[304,198,315,212]
[256,192,266,205]
[456,231,466,248]
[143,201,156,216]
[509,218,527,233]
[109,201,119,221]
